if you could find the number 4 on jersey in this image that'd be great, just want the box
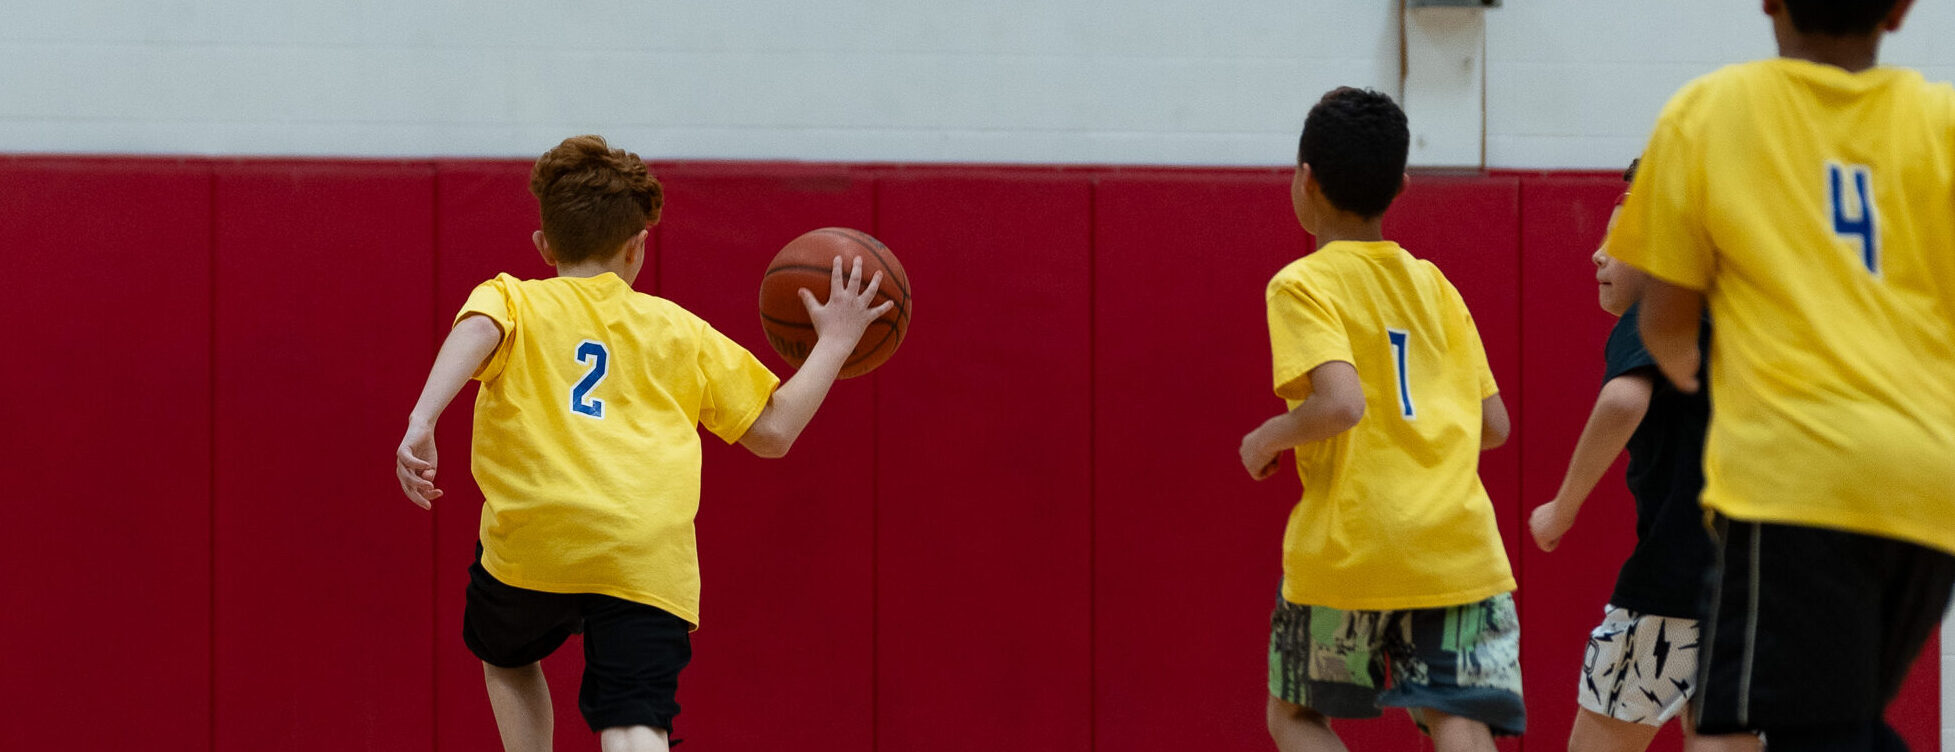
[1827,162,1878,275]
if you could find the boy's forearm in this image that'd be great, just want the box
[1551,376,1651,514]
[1249,394,1360,457]
[408,316,502,426]
[1638,280,1705,392]
[747,335,852,448]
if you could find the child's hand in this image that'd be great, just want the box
[1528,500,1575,551]
[396,421,442,509]
[801,255,896,346]
[1240,433,1282,481]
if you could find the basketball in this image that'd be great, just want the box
[758,227,911,379]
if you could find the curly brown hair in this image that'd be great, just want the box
[529,135,664,264]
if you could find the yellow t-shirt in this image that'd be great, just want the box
[1610,59,1955,554]
[1266,240,1514,611]
[459,272,780,626]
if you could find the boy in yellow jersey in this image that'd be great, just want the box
[1608,2,1955,749]
[391,135,892,752]
[1238,87,1521,752]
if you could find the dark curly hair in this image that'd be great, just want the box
[1297,87,1409,219]
[1782,0,1901,35]
[529,135,664,264]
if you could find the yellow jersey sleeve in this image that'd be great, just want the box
[693,320,780,444]
[457,274,518,382]
[1267,274,1353,401]
[1442,276,1498,400]
[1612,116,1718,291]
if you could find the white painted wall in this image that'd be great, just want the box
[3,2,1951,168]
[0,0,1398,165]
[1486,1,1955,169]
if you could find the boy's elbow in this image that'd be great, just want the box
[740,425,793,459]
[1332,397,1366,433]
[1482,424,1510,450]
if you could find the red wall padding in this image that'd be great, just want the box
[212,162,437,751]
[656,164,879,752]
[874,173,1096,752]
[2,157,1940,752]
[0,159,215,750]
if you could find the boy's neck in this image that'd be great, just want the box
[556,259,637,284]
[1776,26,1883,73]
[1311,212,1387,250]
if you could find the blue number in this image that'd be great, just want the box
[571,340,608,418]
[1828,162,1878,274]
[1387,329,1415,419]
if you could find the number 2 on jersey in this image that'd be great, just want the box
[1387,329,1415,419]
[1827,162,1878,275]
[571,340,609,419]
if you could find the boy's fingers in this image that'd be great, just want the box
[798,288,820,311]
[398,448,430,470]
[869,300,896,317]
[829,256,846,295]
[861,270,884,298]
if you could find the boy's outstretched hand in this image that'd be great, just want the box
[801,255,895,344]
[396,421,442,509]
[1528,500,1575,551]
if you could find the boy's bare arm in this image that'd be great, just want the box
[1638,279,1704,393]
[1527,373,1653,551]
[396,314,503,509]
[738,256,894,459]
[1480,393,1512,451]
[1239,361,1365,480]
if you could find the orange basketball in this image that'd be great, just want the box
[758,227,911,379]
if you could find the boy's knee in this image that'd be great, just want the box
[1266,695,1328,735]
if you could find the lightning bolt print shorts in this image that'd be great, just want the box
[1578,604,1699,726]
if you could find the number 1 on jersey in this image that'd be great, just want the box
[1387,329,1415,420]
[571,340,609,419]
[1827,162,1878,275]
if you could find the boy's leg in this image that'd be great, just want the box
[1267,695,1348,752]
[1567,606,1698,752]
[1567,709,1661,752]
[1266,587,1391,751]
[1693,517,1955,749]
[576,594,691,742]
[484,662,555,752]
[1423,708,1496,752]
[599,725,670,752]
[1379,593,1526,739]
[463,547,581,752]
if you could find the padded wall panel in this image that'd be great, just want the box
[656,165,877,752]
[0,160,214,749]
[1517,177,1654,750]
[874,173,1095,752]
[1093,171,1428,751]
[213,162,436,752]
[430,160,600,750]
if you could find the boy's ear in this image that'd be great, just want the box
[1884,0,1915,31]
[623,229,648,265]
[534,230,557,267]
[1396,172,1410,198]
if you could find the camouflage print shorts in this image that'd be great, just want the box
[1268,586,1525,736]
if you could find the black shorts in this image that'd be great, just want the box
[1694,517,1955,749]
[463,547,693,734]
